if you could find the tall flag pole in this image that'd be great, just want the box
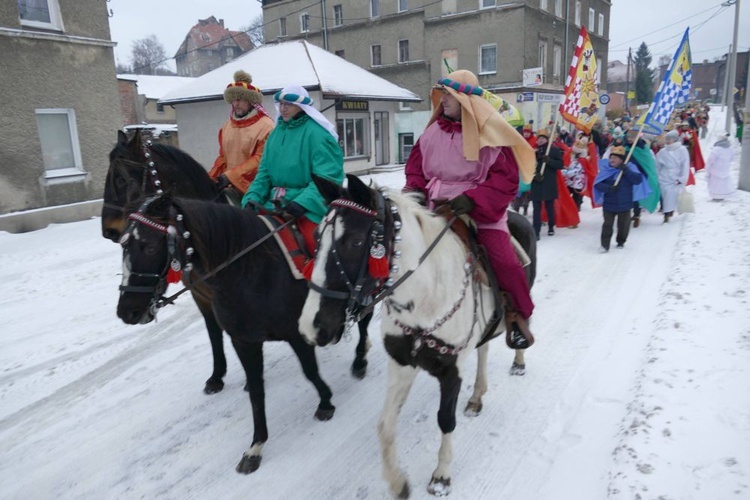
[559,25,600,135]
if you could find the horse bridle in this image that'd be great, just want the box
[309,189,458,324]
[308,190,399,321]
[118,197,179,316]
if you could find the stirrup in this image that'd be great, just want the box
[505,312,535,349]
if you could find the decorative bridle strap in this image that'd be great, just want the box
[127,212,169,233]
[329,198,377,216]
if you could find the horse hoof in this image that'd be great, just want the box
[397,481,411,499]
[351,362,367,379]
[314,406,335,421]
[203,378,224,394]
[235,453,261,474]
[464,401,483,417]
[509,362,526,376]
[427,476,451,496]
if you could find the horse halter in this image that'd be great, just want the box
[308,189,402,323]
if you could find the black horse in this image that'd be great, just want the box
[102,130,232,394]
[103,130,370,394]
[117,193,351,473]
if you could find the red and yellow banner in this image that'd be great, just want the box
[559,26,600,134]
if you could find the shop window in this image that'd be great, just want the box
[337,117,367,158]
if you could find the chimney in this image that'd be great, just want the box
[219,19,224,28]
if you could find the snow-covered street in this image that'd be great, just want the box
[1,110,749,499]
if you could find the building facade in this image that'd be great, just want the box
[260,0,610,141]
[0,0,122,219]
[175,16,254,77]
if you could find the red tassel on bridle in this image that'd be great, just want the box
[368,243,389,279]
[302,259,314,281]
[166,259,182,283]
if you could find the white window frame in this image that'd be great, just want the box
[279,17,287,37]
[35,108,84,177]
[480,0,496,9]
[371,44,382,66]
[553,45,562,77]
[398,39,409,63]
[588,8,595,31]
[479,43,497,75]
[370,0,379,18]
[555,0,562,17]
[18,0,64,31]
[540,0,548,11]
[398,0,408,13]
[574,1,581,26]
[539,40,548,70]
[333,5,343,26]
[300,13,310,33]
[598,13,604,36]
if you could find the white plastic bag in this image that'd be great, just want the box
[677,189,695,214]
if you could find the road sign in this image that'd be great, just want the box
[599,93,610,105]
[516,92,534,103]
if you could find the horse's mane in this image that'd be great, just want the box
[171,198,274,272]
[150,143,220,200]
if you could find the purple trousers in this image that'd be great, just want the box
[476,228,534,320]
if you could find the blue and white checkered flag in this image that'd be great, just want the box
[642,28,692,136]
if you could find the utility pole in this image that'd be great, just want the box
[624,47,632,115]
[725,0,740,134]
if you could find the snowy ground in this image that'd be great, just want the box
[1,107,749,500]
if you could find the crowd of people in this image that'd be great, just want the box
[512,102,737,252]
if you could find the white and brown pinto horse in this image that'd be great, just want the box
[299,174,536,497]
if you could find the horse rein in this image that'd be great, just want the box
[120,198,295,312]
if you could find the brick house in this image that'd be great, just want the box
[175,16,254,77]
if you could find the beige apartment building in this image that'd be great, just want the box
[261,0,610,159]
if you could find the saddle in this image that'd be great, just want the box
[257,215,315,280]
[435,206,535,350]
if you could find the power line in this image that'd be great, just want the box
[609,1,729,49]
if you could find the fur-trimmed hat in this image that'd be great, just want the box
[224,70,263,104]
[610,145,627,160]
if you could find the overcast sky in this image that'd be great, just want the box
[107,0,749,70]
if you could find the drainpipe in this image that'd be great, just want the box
[320,0,329,51]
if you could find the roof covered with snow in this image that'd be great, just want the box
[159,40,422,105]
[117,75,198,100]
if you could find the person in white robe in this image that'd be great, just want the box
[705,133,735,200]
[655,130,690,222]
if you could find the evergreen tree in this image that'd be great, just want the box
[634,42,655,104]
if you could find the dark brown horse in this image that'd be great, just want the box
[117,193,343,472]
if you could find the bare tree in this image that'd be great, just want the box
[130,35,168,75]
[241,14,265,48]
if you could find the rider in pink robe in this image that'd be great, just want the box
[403,70,536,342]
